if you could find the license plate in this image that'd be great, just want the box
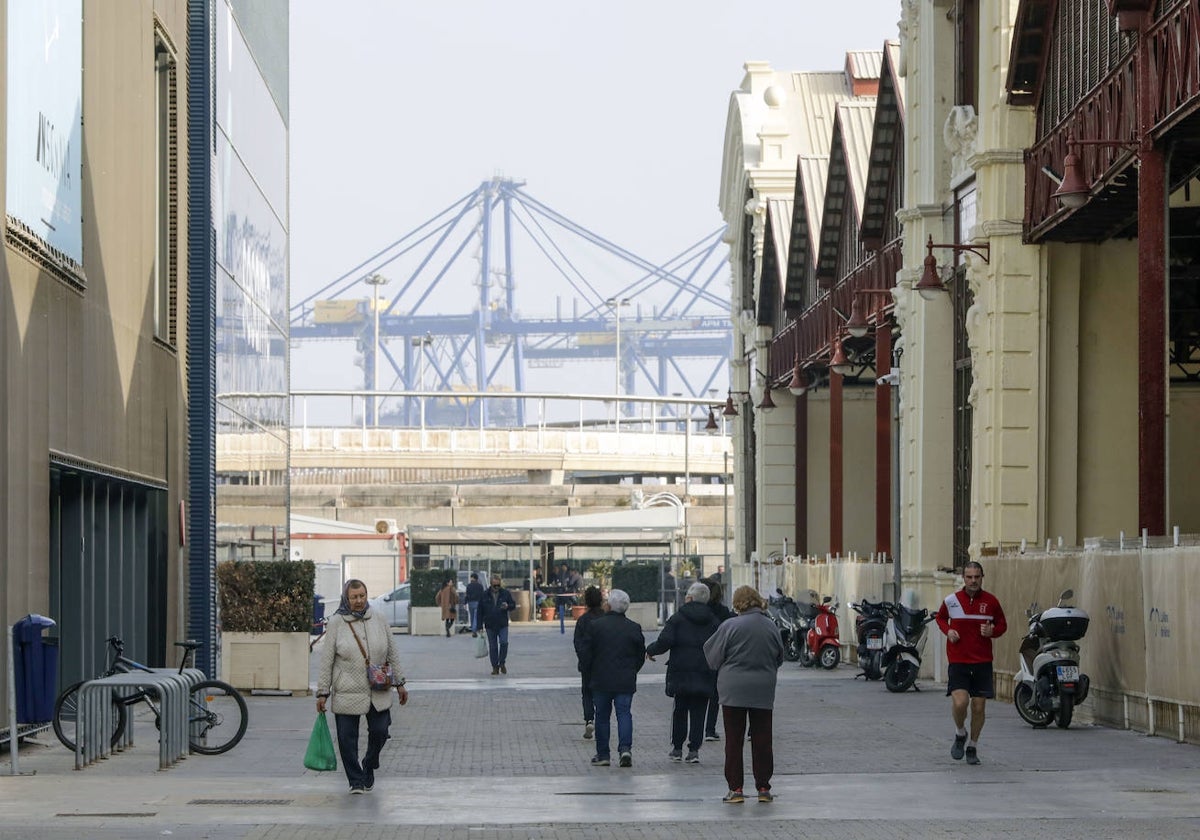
[1057,665,1079,681]
[867,637,883,650]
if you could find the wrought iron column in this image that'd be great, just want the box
[1136,21,1167,535]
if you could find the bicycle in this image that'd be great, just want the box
[52,636,248,756]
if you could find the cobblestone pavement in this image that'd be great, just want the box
[3,622,1199,839]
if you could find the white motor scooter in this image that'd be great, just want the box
[1013,588,1091,729]
[881,602,935,693]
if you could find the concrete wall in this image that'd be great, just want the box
[1,0,190,644]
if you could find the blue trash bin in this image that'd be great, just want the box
[312,595,326,635]
[13,614,58,724]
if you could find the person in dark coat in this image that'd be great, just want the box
[464,573,485,637]
[645,581,720,764]
[572,585,605,740]
[704,585,785,804]
[702,578,734,741]
[477,574,516,675]
[578,589,645,768]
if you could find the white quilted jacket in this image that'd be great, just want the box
[317,609,405,715]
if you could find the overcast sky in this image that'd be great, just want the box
[288,2,900,397]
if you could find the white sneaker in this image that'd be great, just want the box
[583,721,595,740]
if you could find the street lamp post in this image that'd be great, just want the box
[365,273,389,426]
[606,297,631,396]
[723,449,729,569]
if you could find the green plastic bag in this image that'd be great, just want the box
[304,712,337,771]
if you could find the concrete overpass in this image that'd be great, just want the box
[217,390,735,485]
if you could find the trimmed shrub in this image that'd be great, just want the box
[411,568,447,607]
[612,562,660,603]
[217,559,315,633]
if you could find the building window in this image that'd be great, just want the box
[954,0,979,111]
[155,30,179,346]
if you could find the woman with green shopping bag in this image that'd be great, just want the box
[316,579,408,794]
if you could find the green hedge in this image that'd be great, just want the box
[612,562,660,603]
[217,559,315,633]
[411,568,448,607]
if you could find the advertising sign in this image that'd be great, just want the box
[6,0,83,267]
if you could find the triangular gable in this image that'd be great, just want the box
[1006,0,1058,107]
[756,198,792,324]
[815,100,877,286]
[861,42,905,250]
[784,155,829,313]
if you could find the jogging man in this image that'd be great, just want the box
[935,561,1006,765]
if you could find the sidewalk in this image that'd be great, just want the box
[3,622,1199,839]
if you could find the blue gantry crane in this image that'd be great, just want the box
[289,177,732,425]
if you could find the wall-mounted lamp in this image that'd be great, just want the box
[829,337,854,377]
[1053,135,1141,210]
[721,371,777,417]
[704,408,720,433]
[787,353,809,396]
[916,235,991,300]
[845,289,894,338]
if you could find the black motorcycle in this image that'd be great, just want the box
[851,599,892,681]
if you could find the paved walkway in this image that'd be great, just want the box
[3,622,1200,839]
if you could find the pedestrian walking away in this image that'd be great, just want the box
[935,560,1007,766]
[703,584,784,804]
[701,577,734,742]
[578,589,645,768]
[478,574,516,674]
[436,578,459,638]
[573,585,606,740]
[645,581,720,764]
[316,579,409,794]
[464,573,484,636]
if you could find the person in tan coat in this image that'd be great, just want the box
[436,578,460,638]
[316,580,407,794]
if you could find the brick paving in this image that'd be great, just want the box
[3,622,1200,839]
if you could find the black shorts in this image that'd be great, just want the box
[946,662,994,698]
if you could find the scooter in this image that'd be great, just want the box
[851,599,892,680]
[804,595,841,669]
[768,589,804,662]
[1013,588,1090,729]
[881,602,935,692]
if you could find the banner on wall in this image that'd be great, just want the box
[6,0,83,267]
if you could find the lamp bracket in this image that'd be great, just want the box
[926,235,990,264]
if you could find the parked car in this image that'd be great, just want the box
[370,583,411,627]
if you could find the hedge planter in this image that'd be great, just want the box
[221,631,310,693]
[409,606,444,636]
[625,602,659,630]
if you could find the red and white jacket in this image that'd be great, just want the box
[935,589,1007,664]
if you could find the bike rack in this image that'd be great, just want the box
[74,669,202,771]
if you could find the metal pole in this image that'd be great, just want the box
[723,449,729,568]
[6,625,31,776]
[373,280,379,426]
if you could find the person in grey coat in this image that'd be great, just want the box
[703,585,784,804]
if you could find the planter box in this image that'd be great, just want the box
[626,602,659,631]
[220,631,310,693]
[409,606,445,636]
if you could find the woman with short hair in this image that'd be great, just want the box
[703,585,784,804]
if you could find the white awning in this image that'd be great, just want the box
[407,503,683,546]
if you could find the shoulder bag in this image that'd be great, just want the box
[347,619,394,691]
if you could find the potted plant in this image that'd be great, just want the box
[217,559,315,693]
[539,595,557,622]
[587,560,614,592]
